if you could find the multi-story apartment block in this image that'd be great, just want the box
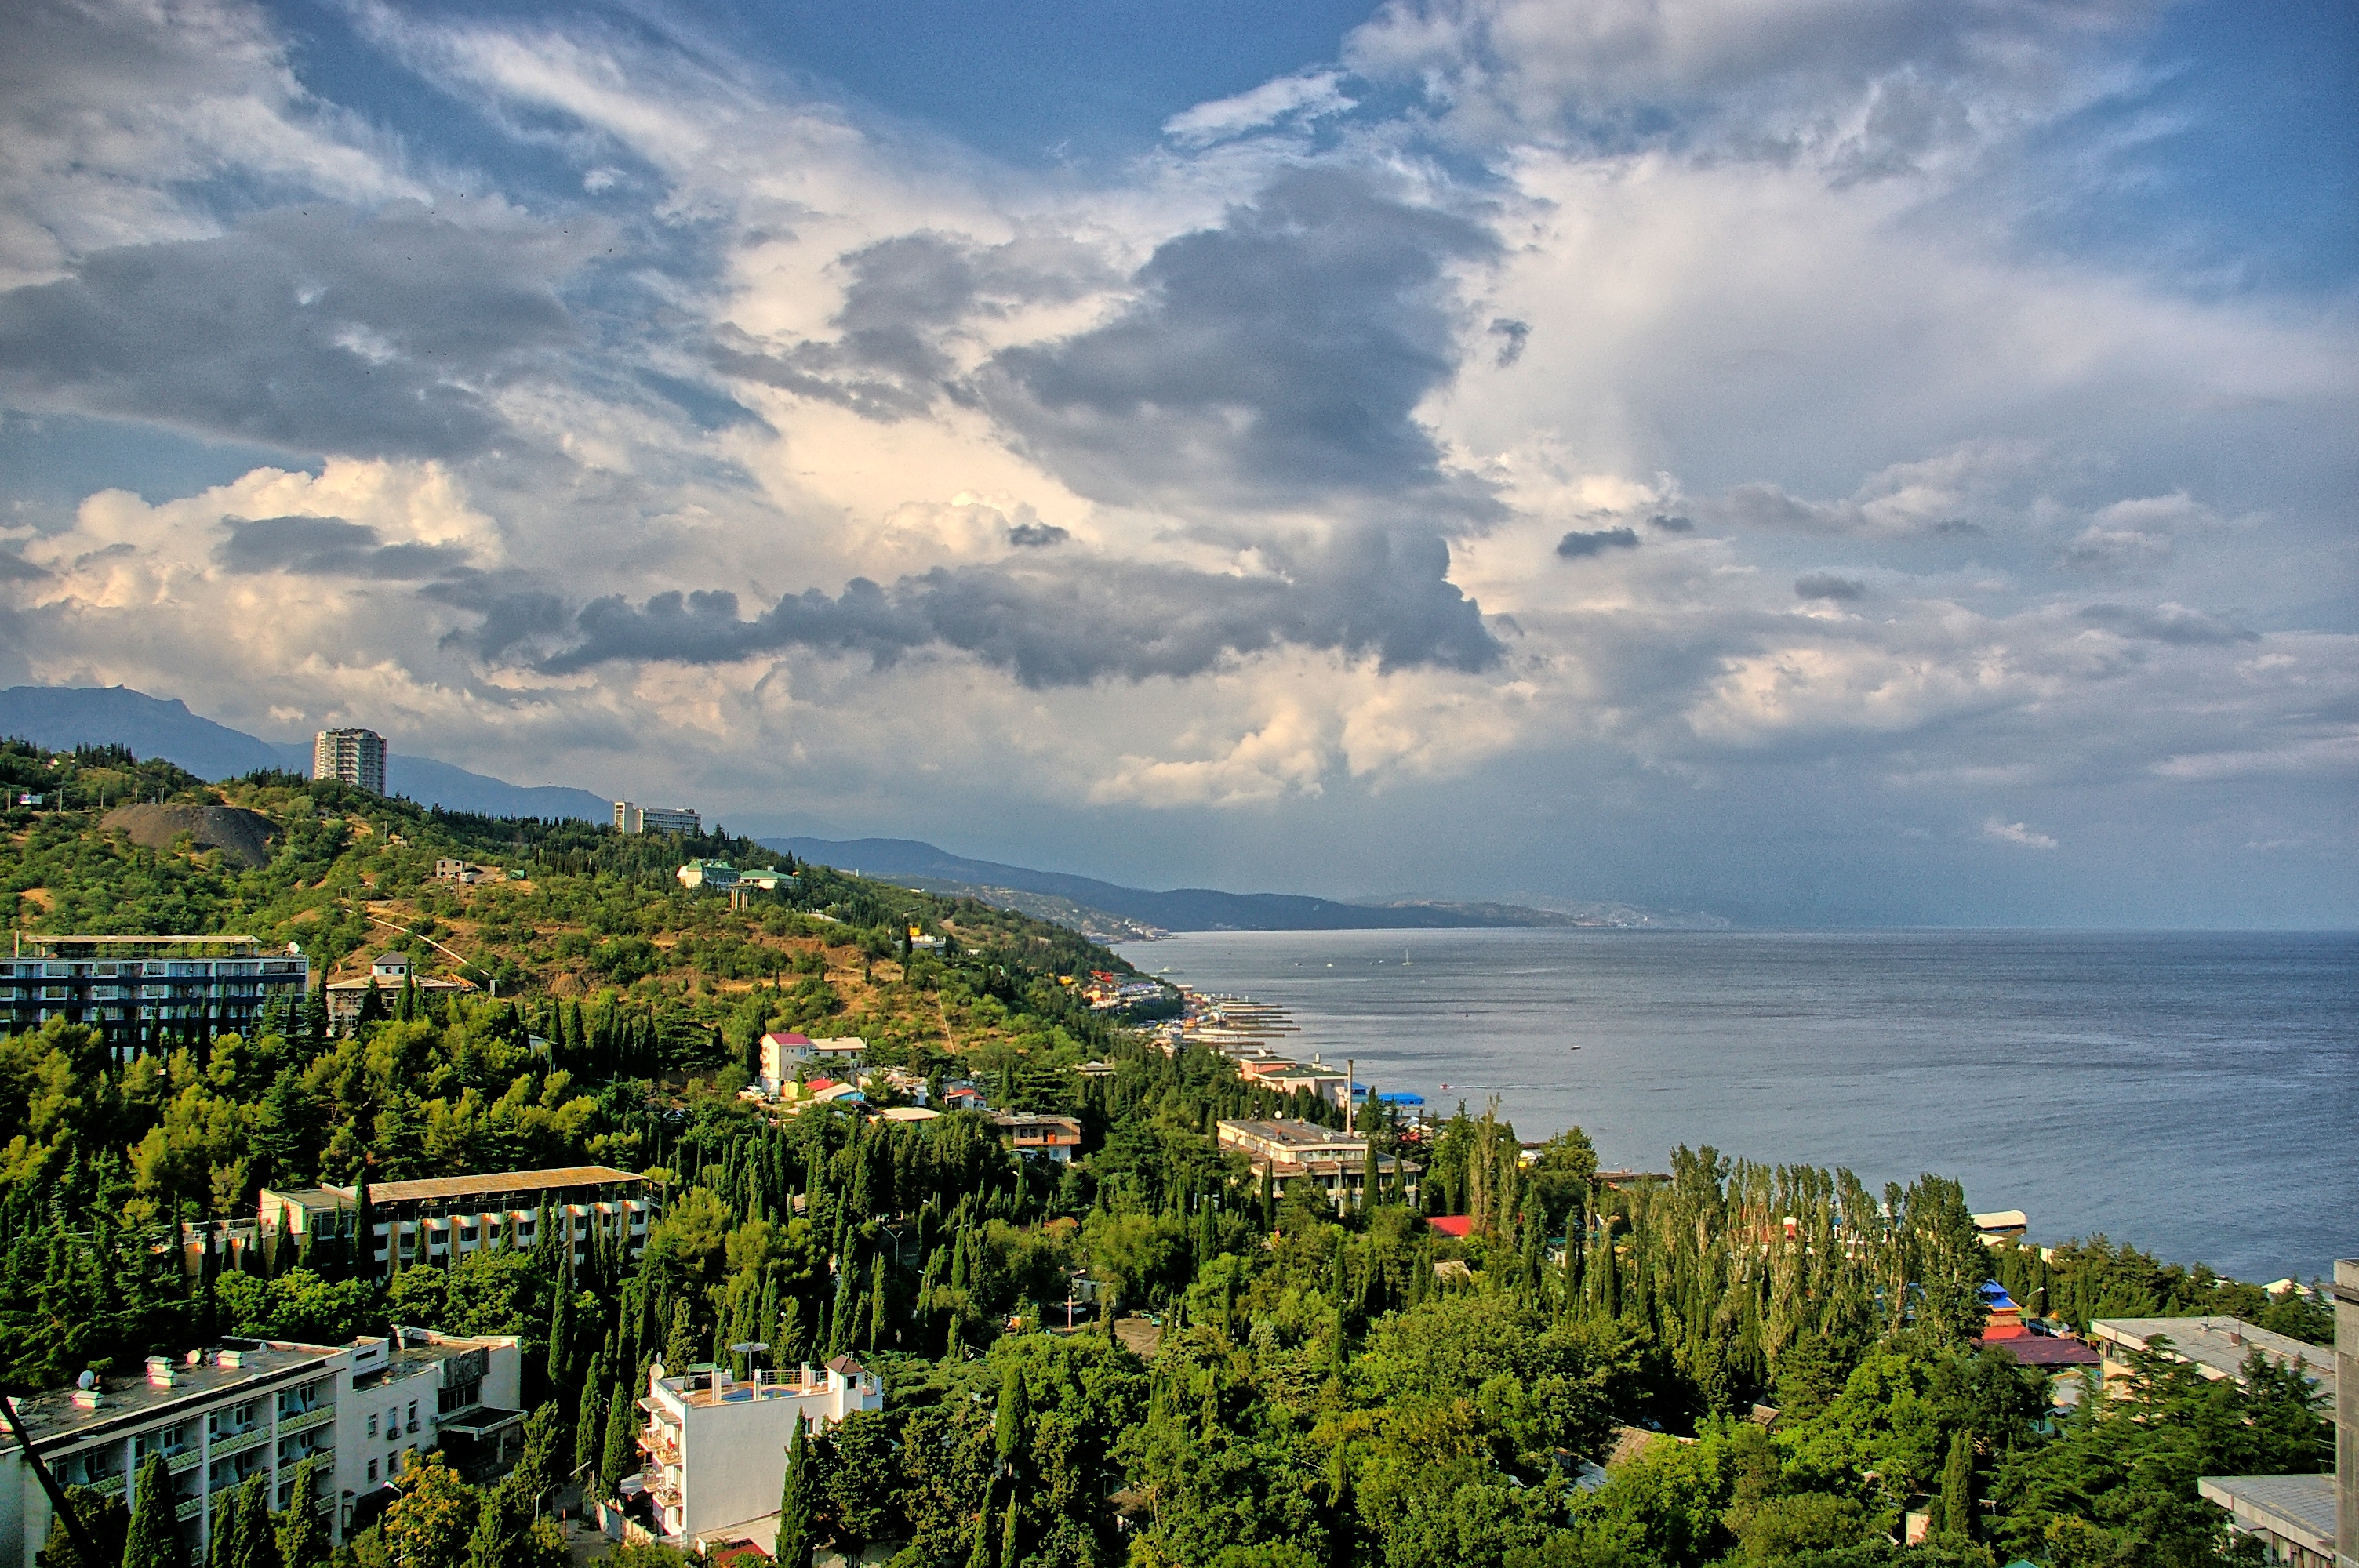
[0,1329,519,1567]
[637,1356,882,1543]
[322,952,473,1029]
[0,935,308,1055]
[311,729,386,795]
[260,1164,658,1277]
[614,801,700,836]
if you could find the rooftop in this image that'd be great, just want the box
[339,1163,649,1206]
[2,1340,345,1452]
[2088,1316,2335,1399]
[2196,1474,2335,1554]
[1982,1334,2103,1369]
[1218,1117,1369,1151]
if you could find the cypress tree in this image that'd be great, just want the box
[123,1454,182,1568]
[574,1352,608,1478]
[274,1458,325,1568]
[205,1476,242,1568]
[999,1490,1020,1568]
[546,1248,575,1389]
[865,1253,887,1352]
[598,1380,637,1495]
[775,1413,812,1568]
[1938,1429,1976,1539]
[231,1472,275,1568]
[994,1362,1028,1475]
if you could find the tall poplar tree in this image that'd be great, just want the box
[123,1454,182,1568]
[775,1413,812,1568]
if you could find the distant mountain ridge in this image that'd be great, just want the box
[0,685,614,821]
[765,835,1723,933]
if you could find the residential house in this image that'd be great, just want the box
[1215,1118,1419,1209]
[993,1112,1083,1163]
[637,1356,882,1543]
[324,953,472,1028]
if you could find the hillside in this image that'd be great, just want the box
[772,834,1727,931]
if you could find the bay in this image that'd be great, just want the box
[1134,928,2358,1282]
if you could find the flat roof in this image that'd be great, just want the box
[343,1164,648,1205]
[2088,1317,2334,1399]
[2,1341,346,1452]
[2197,1475,2335,1552]
[1218,1117,1369,1150]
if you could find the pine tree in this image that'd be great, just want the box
[123,1454,183,1568]
[775,1413,812,1568]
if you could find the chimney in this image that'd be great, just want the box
[146,1356,175,1388]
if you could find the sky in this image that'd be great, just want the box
[0,0,2353,926]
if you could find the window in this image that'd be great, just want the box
[406,1401,418,1432]
[367,1459,378,1483]
[367,1414,378,1438]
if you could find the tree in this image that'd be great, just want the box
[36,1485,129,1568]
[573,1352,608,1479]
[776,1412,812,1568]
[124,1454,184,1568]
[1937,1428,1976,1540]
[274,1458,326,1568]
[381,1456,480,1568]
[598,1377,639,1496]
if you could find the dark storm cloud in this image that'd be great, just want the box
[1557,528,1639,558]
[984,168,1501,508]
[2079,603,2258,645]
[709,232,1109,422]
[506,527,1498,688]
[0,551,48,583]
[0,203,577,457]
[1649,514,1696,533]
[216,515,471,579]
[1795,572,1868,601]
[1006,521,1069,547]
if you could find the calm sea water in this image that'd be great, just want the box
[1134,929,2358,1283]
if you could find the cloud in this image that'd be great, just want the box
[2058,524,2172,574]
[216,516,473,579]
[0,203,581,457]
[983,168,1500,510]
[2078,602,2255,644]
[1648,513,1695,533]
[1982,815,2059,850]
[1006,521,1069,548]
[513,525,1502,687]
[1163,70,1358,148]
[1488,317,1530,366]
[1557,527,1639,558]
[1795,573,1867,601]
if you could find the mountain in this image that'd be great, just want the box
[0,685,613,821]
[765,835,1724,933]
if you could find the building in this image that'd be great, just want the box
[1237,1057,1352,1109]
[754,1033,867,1096]
[260,1164,656,1277]
[2197,1475,2335,1568]
[323,953,473,1028]
[1971,1209,2030,1245]
[0,935,308,1054]
[1216,1118,1419,1209]
[2088,1316,2335,1406]
[1976,1282,2103,1408]
[312,729,386,795]
[676,860,738,891]
[992,1111,1083,1163]
[638,1356,882,1543]
[431,859,503,885]
[615,801,700,836]
[2337,1258,2355,1568]
[0,1329,522,1566]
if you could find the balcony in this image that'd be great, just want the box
[278,1405,335,1437]
[163,1448,204,1475]
[87,1472,128,1499]
[207,1427,266,1461]
[174,1496,205,1524]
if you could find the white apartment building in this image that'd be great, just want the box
[260,1164,658,1276]
[638,1356,882,1544]
[312,729,386,796]
[0,1329,518,1568]
[754,1033,868,1096]
[1216,1118,1419,1209]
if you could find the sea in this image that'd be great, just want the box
[1132,928,2358,1283]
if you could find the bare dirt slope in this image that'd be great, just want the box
[102,803,276,869]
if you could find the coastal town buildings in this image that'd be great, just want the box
[637,1356,882,1543]
[0,1328,521,1566]
[259,1164,656,1276]
[2089,1316,2335,1405]
[1216,1118,1419,1209]
[311,728,385,795]
[754,1033,867,1096]
[0,934,308,1054]
[675,859,738,891]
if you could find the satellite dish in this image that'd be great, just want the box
[288,941,302,955]
[77,1370,96,1391]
